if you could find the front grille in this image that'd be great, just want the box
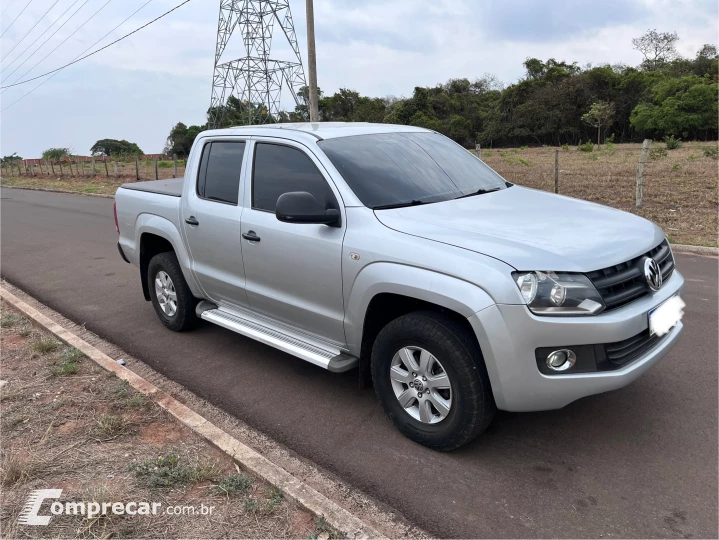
[586,240,675,311]
[604,328,666,366]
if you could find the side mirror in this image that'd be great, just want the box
[276,191,340,227]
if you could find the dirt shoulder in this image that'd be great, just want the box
[0,301,336,539]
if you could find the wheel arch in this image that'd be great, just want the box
[136,214,201,301]
[344,263,496,386]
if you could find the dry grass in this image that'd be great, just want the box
[3,141,714,246]
[480,141,718,247]
[0,300,320,539]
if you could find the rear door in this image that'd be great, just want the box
[181,137,250,308]
[239,138,347,345]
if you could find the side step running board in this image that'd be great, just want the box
[196,301,357,373]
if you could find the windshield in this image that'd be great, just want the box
[318,132,508,209]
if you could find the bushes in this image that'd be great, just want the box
[703,146,718,159]
[578,141,594,152]
[664,135,683,150]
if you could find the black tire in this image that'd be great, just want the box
[371,311,496,451]
[147,252,198,332]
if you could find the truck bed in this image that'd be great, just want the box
[120,178,183,197]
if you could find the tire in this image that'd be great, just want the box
[147,252,198,332]
[371,311,496,451]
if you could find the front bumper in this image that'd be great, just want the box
[469,270,685,412]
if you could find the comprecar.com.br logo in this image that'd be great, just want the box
[18,489,214,526]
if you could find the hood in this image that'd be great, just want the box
[374,186,665,272]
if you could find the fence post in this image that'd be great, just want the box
[81,159,85,177]
[69,160,75,177]
[91,156,96,175]
[135,156,140,181]
[173,153,177,178]
[475,143,481,160]
[38,161,44,174]
[104,157,109,177]
[30,163,35,177]
[635,139,651,208]
[50,161,55,176]
[154,157,159,180]
[554,149,559,194]
[114,161,118,178]
[59,162,63,176]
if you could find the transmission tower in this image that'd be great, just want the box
[208,0,307,128]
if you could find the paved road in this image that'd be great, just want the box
[2,188,717,538]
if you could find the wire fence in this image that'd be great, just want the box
[1,155,187,181]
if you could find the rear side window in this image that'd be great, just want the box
[196,141,246,204]
[252,143,337,213]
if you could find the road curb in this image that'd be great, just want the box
[0,286,385,540]
[672,244,718,256]
[0,184,115,198]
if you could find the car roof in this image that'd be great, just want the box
[199,122,432,141]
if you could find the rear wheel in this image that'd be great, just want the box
[371,311,495,451]
[148,252,198,332]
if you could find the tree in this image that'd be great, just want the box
[632,30,679,70]
[581,101,616,145]
[42,148,69,161]
[1,153,22,164]
[90,139,143,156]
[164,122,204,156]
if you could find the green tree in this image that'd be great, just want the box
[164,122,205,156]
[630,76,718,139]
[581,101,616,145]
[90,139,143,156]
[1,153,22,164]
[42,148,70,160]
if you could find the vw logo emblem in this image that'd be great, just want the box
[643,257,662,291]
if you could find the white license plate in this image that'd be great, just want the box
[648,295,685,337]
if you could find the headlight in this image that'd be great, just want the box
[512,271,605,316]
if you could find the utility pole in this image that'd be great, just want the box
[305,0,319,122]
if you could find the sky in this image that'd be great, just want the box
[0,0,717,157]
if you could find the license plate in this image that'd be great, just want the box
[648,295,685,337]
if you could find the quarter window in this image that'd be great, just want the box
[252,143,337,213]
[196,141,246,205]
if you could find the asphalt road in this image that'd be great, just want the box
[2,188,717,538]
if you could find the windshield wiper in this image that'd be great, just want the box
[372,199,427,210]
[453,187,503,200]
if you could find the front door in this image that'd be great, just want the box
[240,140,346,346]
[181,138,249,308]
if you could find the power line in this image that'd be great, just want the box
[0,0,36,37]
[1,0,85,75]
[1,0,193,110]
[4,0,117,86]
[3,0,61,59]
[1,0,20,17]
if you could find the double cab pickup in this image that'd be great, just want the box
[115,122,684,450]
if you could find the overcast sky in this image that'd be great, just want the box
[1,0,717,157]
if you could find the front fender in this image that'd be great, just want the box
[343,262,496,354]
[135,213,202,297]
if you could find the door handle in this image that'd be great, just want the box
[242,231,260,242]
[185,216,199,226]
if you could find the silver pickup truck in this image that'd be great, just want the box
[115,122,684,450]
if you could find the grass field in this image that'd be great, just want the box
[1,141,717,246]
[480,141,718,247]
[0,301,333,539]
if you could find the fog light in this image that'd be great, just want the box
[546,349,576,372]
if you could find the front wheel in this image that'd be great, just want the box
[148,252,198,332]
[371,311,496,451]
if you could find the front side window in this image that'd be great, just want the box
[252,143,337,213]
[318,132,508,209]
[196,141,246,204]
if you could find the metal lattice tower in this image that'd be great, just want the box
[208,0,307,127]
